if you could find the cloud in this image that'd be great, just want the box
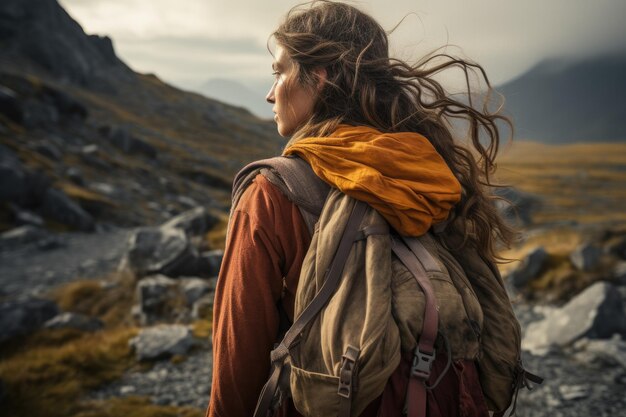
[59,0,626,88]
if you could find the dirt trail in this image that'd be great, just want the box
[0,227,135,299]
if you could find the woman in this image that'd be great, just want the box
[206,1,514,416]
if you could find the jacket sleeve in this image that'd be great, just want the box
[206,174,309,417]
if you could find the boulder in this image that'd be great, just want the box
[192,294,214,320]
[136,275,177,325]
[99,126,157,158]
[573,335,626,369]
[181,278,212,306]
[522,282,626,355]
[0,145,50,206]
[64,167,84,185]
[605,235,626,260]
[0,298,59,343]
[21,97,59,127]
[493,187,541,227]
[129,325,195,361]
[41,187,95,231]
[570,243,602,271]
[196,250,224,278]
[120,226,197,277]
[0,85,22,123]
[161,206,219,237]
[44,312,103,332]
[10,205,45,227]
[558,385,590,402]
[508,246,548,288]
[0,225,46,250]
[32,141,62,161]
[613,262,626,285]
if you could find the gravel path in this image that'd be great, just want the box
[89,348,213,411]
[0,227,134,298]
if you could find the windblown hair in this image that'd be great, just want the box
[270,0,516,262]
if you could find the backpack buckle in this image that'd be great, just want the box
[411,346,436,380]
[338,346,360,399]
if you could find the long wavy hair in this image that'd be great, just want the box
[270,0,516,262]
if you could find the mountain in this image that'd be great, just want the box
[497,53,626,143]
[198,79,273,119]
[0,0,283,232]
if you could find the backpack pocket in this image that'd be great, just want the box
[290,364,342,417]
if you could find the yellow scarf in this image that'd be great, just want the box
[283,124,461,236]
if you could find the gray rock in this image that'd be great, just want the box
[509,246,548,288]
[0,225,46,250]
[493,187,542,227]
[120,226,196,277]
[99,126,157,159]
[0,148,50,207]
[82,144,98,155]
[11,206,45,228]
[32,142,62,161]
[0,297,59,343]
[44,312,103,332]
[612,262,626,286]
[90,182,116,196]
[21,97,59,127]
[523,282,626,355]
[129,325,195,361]
[176,195,199,208]
[605,235,626,259]
[570,243,602,271]
[197,249,224,277]
[65,167,84,185]
[136,275,177,324]
[41,187,95,231]
[558,385,590,401]
[191,294,214,320]
[161,206,219,237]
[181,278,212,306]
[573,335,626,369]
[0,85,22,123]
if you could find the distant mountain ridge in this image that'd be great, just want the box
[497,52,626,143]
[198,79,273,119]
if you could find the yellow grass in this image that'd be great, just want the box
[496,140,626,227]
[0,327,138,417]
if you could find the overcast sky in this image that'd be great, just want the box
[58,0,626,95]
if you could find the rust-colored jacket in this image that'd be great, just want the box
[205,174,489,417]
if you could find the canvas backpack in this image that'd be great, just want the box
[231,155,542,417]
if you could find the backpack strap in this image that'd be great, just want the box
[391,236,441,417]
[253,200,368,417]
[231,155,330,235]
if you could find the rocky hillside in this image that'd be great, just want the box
[0,0,283,232]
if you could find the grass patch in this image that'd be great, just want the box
[50,270,137,327]
[191,319,212,340]
[205,213,229,251]
[74,396,203,417]
[0,327,139,417]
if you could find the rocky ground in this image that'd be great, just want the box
[0,226,133,298]
[2,214,626,415]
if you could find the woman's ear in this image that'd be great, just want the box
[313,67,327,92]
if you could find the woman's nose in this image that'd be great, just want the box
[266,82,276,103]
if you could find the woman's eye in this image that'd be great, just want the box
[272,71,281,79]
